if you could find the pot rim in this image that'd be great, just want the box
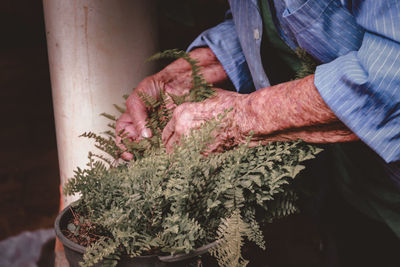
[55,204,217,263]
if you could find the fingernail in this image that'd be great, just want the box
[141,129,151,139]
[121,152,133,161]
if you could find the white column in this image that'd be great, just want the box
[43,0,158,207]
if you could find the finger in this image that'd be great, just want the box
[165,131,181,153]
[116,113,139,139]
[126,93,152,139]
[115,129,135,161]
[115,113,138,156]
[162,118,176,153]
[200,63,228,85]
[163,90,178,111]
[115,133,134,161]
[121,151,133,161]
[115,125,137,148]
[117,112,134,123]
[127,81,165,139]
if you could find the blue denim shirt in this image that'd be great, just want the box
[188,0,400,167]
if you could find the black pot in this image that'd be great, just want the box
[55,205,217,267]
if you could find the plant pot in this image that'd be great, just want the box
[55,205,217,267]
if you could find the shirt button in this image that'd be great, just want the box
[253,29,260,40]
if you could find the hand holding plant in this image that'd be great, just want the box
[116,48,228,159]
[61,50,323,267]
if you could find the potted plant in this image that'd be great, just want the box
[55,50,322,267]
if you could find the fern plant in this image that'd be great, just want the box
[63,50,323,267]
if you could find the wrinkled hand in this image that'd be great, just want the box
[162,89,251,153]
[115,73,191,160]
[115,48,228,160]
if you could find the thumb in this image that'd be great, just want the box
[140,128,152,139]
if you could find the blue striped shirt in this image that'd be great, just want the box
[188,0,400,167]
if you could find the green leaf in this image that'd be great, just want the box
[100,113,117,121]
[67,223,76,232]
[287,165,305,178]
[248,175,262,187]
[113,104,126,114]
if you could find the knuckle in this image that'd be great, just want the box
[126,93,137,107]
[174,104,185,113]
[174,103,192,117]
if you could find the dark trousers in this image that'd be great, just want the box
[308,145,400,267]
[319,192,400,267]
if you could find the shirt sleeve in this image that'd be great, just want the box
[187,12,255,93]
[314,1,400,163]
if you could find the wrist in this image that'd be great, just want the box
[231,93,269,142]
[236,76,317,138]
[242,75,331,135]
[238,92,275,137]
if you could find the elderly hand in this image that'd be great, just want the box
[162,89,252,153]
[115,75,184,160]
[115,48,228,160]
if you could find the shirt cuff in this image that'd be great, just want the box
[314,43,400,163]
[187,19,255,94]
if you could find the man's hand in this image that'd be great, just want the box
[115,48,228,159]
[161,74,359,153]
[162,89,249,153]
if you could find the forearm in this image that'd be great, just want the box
[249,123,357,144]
[241,75,359,143]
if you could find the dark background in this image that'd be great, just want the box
[0,0,229,241]
[0,0,59,240]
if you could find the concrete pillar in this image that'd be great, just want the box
[43,0,158,207]
[43,1,158,265]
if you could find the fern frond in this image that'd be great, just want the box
[243,210,266,250]
[210,210,249,267]
[100,113,117,122]
[168,92,188,106]
[267,190,299,220]
[113,104,126,114]
[88,152,113,167]
[80,132,122,160]
[81,237,118,267]
[147,49,188,62]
